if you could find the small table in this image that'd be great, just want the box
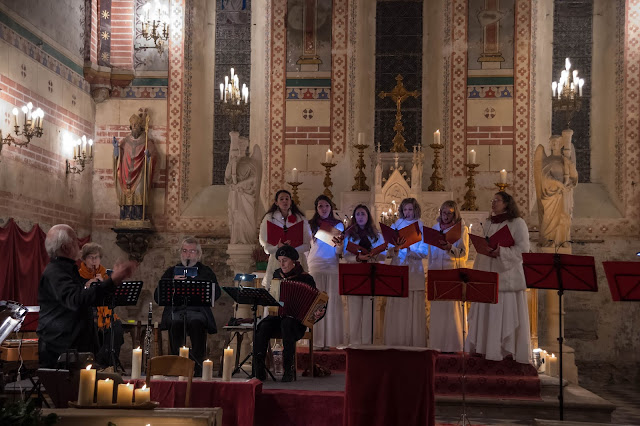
[219,325,253,377]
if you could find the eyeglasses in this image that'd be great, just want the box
[86,254,101,261]
[491,198,504,204]
[181,249,198,254]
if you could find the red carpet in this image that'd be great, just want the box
[296,347,541,400]
[255,389,344,426]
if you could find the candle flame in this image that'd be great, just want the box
[551,353,556,358]
[141,384,147,390]
[105,378,111,382]
[136,346,141,350]
[86,364,92,370]
[227,345,231,350]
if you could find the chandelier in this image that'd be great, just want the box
[551,58,585,129]
[1,102,45,156]
[66,135,94,175]
[219,67,249,131]
[141,1,169,54]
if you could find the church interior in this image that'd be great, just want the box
[0,0,639,425]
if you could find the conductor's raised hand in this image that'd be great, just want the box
[111,260,137,285]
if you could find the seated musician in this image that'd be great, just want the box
[254,245,316,382]
[78,242,125,367]
[155,237,222,376]
[37,224,135,368]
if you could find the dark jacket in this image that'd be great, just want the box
[156,262,222,334]
[273,263,316,288]
[37,257,116,353]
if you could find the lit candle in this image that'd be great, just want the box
[131,346,142,379]
[500,169,507,184]
[134,384,150,404]
[434,129,441,145]
[547,353,559,377]
[565,57,571,71]
[12,108,18,127]
[325,149,333,163]
[179,346,189,358]
[96,378,114,405]
[222,346,234,381]
[82,135,87,156]
[358,132,365,145]
[219,83,224,100]
[116,383,134,406]
[230,67,234,78]
[78,364,96,406]
[572,70,578,81]
[203,359,214,381]
[578,78,584,96]
[468,149,476,164]
[551,81,557,97]
[292,167,299,182]
[88,139,93,158]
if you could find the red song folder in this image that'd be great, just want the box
[469,225,515,256]
[267,220,304,248]
[423,221,462,247]
[314,221,343,246]
[379,222,422,249]
[345,241,388,257]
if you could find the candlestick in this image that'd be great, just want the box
[78,365,96,406]
[131,347,142,379]
[96,378,114,405]
[117,383,134,406]
[134,384,150,404]
[500,169,507,184]
[495,182,509,192]
[222,346,234,381]
[352,144,370,191]
[461,163,480,211]
[292,167,299,182]
[203,359,214,381]
[286,181,302,205]
[428,142,445,191]
[321,162,337,200]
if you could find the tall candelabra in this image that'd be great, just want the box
[352,143,370,191]
[552,57,585,129]
[428,142,445,191]
[287,181,302,205]
[219,67,249,131]
[461,163,480,211]
[321,162,337,200]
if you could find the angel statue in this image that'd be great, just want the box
[112,108,157,222]
[225,131,262,244]
[534,132,578,247]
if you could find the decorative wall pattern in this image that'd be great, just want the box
[329,0,348,156]
[110,86,167,98]
[450,0,468,178]
[268,0,287,197]
[623,0,640,220]
[98,0,112,66]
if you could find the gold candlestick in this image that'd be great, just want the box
[352,144,370,191]
[461,163,480,211]
[428,143,445,191]
[287,181,302,205]
[321,162,337,200]
[495,182,509,192]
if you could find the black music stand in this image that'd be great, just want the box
[427,268,498,426]
[522,252,597,421]
[222,286,281,379]
[95,280,143,373]
[339,263,408,344]
[602,261,640,301]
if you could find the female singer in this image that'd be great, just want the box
[342,204,386,345]
[465,191,531,363]
[307,195,345,349]
[427,200,469,352]
[259,190,312,290]
[385,198,429,347]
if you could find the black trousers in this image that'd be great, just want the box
[254,316,306,371]
[168,310,207,375]
[38,340,61,369]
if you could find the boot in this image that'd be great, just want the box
[281,364,295,382]
[255,353,267,381]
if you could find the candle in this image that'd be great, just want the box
[500,169,507,184]
[434,129,441,145]
[131,346,142,379]
[116,383,134,406]
[78,365,96,406]
[96,378,114,405]
[12,108,18,126]
[134,384,150,404]
[203,359,214,381]
[219,83,224,100]
[565,57,571,71]
[552,81,557,97]
[88,139,93,158]
[547,353,559,377]
[180,346,189,358]
[358,132,365,145]
[222,346,234,381]
[325,149,333,163]
[468,149,476,164]
[572,70,578,81]
[578,78,584,96]
[292,167,299,182]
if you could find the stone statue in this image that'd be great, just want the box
[534,132,578,247]
[113,108,157,221]
[225,131,261,244]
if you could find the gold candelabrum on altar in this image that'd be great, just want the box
[321,162,337,200]
[461,163,480,211]
[428,129,445,191]
[141,1,169,54]
[495,182,509,192]
[552,57,585,129]
[219,67,250,132]
[352,138,370,191]
[287,181,302,205]
[378,74,420,153]
[66,135,94,175]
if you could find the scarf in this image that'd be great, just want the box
[490,213,510,224]
[78,262,117,329]
[279,262,305,280]
[356,227,372,251]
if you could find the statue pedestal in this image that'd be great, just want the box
[226,244,256,365]
[111,223,154,262]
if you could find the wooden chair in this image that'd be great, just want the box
[147,355,195,407]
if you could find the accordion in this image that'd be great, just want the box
[269,280,329,328]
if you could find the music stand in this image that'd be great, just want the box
[94,281,143,373]
[602,261,640,301]
[339,263,408,344]
[222,286,281,379]
[522,252,597,421]
[427,268,498,426]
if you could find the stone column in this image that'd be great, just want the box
[226,244,256,365]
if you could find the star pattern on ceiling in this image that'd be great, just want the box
[101,10,110,20]
[101,31,110,40]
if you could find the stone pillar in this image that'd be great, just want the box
[226,244,256,365]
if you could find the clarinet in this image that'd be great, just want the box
[144,302,153,376]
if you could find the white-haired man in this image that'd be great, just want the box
[37,224,136,368]
[156,237,221,376]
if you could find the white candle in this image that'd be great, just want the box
[222,346,234,381]
[500,169,507,184]
[292,167,299,182]
[468,149,476,164]
[565,57,571,71]
[547,353,559,377]
[131,347,142,379]
[203,359,214,381]
[78,365,96,406]
[552,81,557,97]
[179,346,189,358]
[579,78,584,96]
[96,378,114,405]
[219,83,224,100]
[325,149,333,163]
[358,132,365,145]
[434,129,441,145]
[134,384,150,403]
[116,383,134,406]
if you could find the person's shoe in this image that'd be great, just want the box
[281,365,295,382]
[255,353,267,381]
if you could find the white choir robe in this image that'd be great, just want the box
[465,217,532,364]
[342,232,386,345]
[384,218,429,347]
[427,220,469,352]
[307,221,345,348]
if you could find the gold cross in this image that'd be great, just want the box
[378,74,421,152]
